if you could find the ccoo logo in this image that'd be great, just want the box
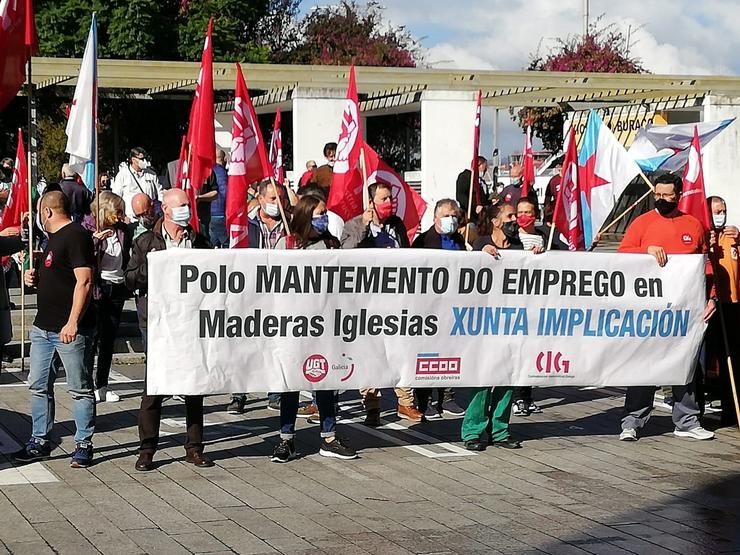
[302,354,328,383]
[536,351,570,374]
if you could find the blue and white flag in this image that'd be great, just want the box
[629,119,734,173]
[65,13,97,191]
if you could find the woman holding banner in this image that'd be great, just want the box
[271,195,356,462]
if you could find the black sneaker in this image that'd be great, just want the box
[319,437,358,460]
[424,405,442,420]
[513,400,529,416]
[464,439,486,452]
[270,439,296,463]
[226,397,246,415]
[490,437,522,449]
[441,399,465,417]
[526,401,542,414]
[13,439,52,464]
[70,443,94,468]
[267,398,281,412]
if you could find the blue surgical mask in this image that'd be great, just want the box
[312,214,329,234]
[439,216,458,235]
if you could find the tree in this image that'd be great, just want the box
[515,25,647,152]
[284,1,419,67]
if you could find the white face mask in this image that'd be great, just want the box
[134,158,149,171]
[36,211,48,237]
[263,202,280,218]
[439,216,458,235]
[713,214,726,229]
[170,205,191,227]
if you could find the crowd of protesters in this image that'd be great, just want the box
[0,142,737,471]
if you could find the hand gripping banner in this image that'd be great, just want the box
[146,249,706,395]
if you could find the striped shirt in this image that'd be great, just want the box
[519,231,544,251]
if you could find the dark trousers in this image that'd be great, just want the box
[279,391,336,438]
[514,386,533,403]
[138,394,205,454]
[93,282,127,388]
[708,303,740,425]
[416,387,455,412]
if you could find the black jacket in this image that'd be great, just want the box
[412,225,466,250]
[455,169,488,214]
[124,217,210,296]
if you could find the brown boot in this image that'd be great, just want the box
[364,408,381,427]
[397,404,423,422]
[135,452,154,471]
[185,451,215,468]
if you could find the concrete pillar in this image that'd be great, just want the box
[702,95,740,225]
[292,87,345,174]
[420,91,493,227]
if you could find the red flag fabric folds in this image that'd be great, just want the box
[1,129,29,230]
[552,127,584,251]
[0,0,37,113]
[679,126,711,231]
[269,108,284,184]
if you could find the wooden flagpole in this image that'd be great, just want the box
[713,275,740,431]
[464,168,475,246]
[594,170,656,241]
[270,177,291,235]
[359,145,369,212]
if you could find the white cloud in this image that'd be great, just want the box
[381,0,740,75]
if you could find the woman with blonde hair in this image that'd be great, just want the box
[91,191,132,402]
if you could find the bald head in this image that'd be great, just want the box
[131,193,152,218]
[163,188,188,207]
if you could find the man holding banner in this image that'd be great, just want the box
[618,173,716,441]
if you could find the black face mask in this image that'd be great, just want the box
[655,199,678,216]
[502,221,519,239]
[138,213,157,229]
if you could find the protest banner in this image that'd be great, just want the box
[146,249,706,395]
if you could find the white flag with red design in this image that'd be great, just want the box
[327,65,364,222]
[269,108,284,184]
[363,143,427,243]
[225,62,272,248]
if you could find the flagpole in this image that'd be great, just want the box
[464,168,475,245]
[22,51,35,371]
[593,170,656,244]
[546,172,564,251]
[359,145,369,212]
[270,177,291,235]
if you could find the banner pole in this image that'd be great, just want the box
[715,298,740,431]
[464,167,475,245]
[359,146,369,212]
[596,172,656,241]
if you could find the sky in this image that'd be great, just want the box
[304,0,739,160]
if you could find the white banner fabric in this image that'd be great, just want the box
[146,249,706,395]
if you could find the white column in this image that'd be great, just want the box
[702,95,740,225]
[292,87,346,174]
[420,90,492,227]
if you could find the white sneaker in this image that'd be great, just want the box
[619,428,638,441]
[674,427,715,440]
[104,390,120,403]
[94,387,106,403]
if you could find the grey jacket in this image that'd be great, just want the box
[340,214,409,249]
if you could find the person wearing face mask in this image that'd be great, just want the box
[90,192,133,403]
[124,188,213,471]
[226,180,290,415]
[0,158,14,217]
[706,196,740,426]
[412,199,467,420]
[130,192,157,238]
[268,195,357,462]
[617,173,717,442]
[311,142,337,191]
[341,182,423,425]
[14,192,97,468]
[112,147,163,222]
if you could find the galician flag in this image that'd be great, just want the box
[577,110,640,249]
[65,13,97,191]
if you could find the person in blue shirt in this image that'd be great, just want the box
[208,150,229,248]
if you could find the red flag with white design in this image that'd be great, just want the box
[225,62,272,248]
[269,108,284,184]
[552,127,584,250]
[364,143,426,243]
[1,129,28,231]
[679,126,710,231]
[470,90,482,209]
[327,65,364,222]
[522,122,535,197]
[0,0,37,113]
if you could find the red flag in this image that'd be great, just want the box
[552,127,584,250]
[225,62,272,248]
[327,65,364,221]
[173,134,200,231]
[522,122,535,197]
[269,108,284,184]
[364,143,427,243]
[0,0,37,113]
[1,129,29,231]
[470,90,482,209]
[679,126,710,231]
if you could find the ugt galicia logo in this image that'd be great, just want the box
[301,354,355,383]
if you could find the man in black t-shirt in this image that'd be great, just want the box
[14,191,96,469]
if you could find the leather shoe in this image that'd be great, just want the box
[464,439,486,451]
[135,452,154,471]
[364,408,381,427]
[397,404,423,422]
[185,451,215,468]
[490,437,522,449]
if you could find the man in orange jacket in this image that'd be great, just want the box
[617,173,717,442]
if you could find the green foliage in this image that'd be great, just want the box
[515,24,647,152]
[36,115,67,182]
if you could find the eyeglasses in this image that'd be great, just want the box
[653,193,677,200]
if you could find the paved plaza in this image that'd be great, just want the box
[1,359,739,555]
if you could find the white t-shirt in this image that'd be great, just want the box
[99,234,125,284]
[519,231,544,251]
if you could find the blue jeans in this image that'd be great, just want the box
[29,326,95,445]
[209,217,228,248]
[280,391,336,439]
